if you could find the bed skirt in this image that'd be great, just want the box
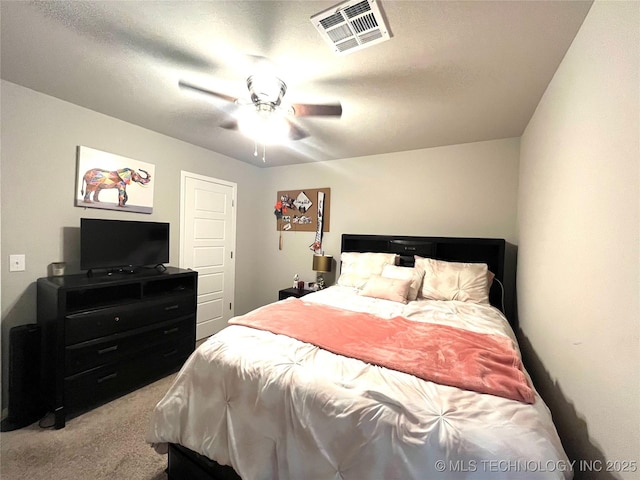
[167,443,241,480]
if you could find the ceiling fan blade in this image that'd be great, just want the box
[291,103,342,117]
[220,119,239,130]
[287,120,309,141]
[178,80,239,104]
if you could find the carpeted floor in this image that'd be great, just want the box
[0,373,177,480]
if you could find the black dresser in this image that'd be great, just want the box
[37,267,197,428]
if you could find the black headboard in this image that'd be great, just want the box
[341,234,506,313]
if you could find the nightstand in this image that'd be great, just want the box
[279,287,315,300]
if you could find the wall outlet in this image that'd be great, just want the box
[9,254,26,272]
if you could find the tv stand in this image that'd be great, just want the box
[37,267,198,428]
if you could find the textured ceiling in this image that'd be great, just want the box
[1,1,593,167]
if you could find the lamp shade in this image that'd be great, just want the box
[312,254,332,273]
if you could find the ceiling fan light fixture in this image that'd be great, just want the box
[247,74,286,105]
[237,106,290,145]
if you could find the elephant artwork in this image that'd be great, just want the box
[75,146,156,214]
[81,168,151,207]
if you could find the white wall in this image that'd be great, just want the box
[0,80,265,409]
[518,1,639,477]
[257,138,520,308]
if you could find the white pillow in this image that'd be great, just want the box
[359,275,412,303]
[381,264,425,301]
[337,252,398,289]
[415,256,491,304]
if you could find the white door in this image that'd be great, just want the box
[180,171,236,340]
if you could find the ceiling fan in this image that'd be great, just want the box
[179,74,342,161]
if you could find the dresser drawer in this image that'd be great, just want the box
[64,335,194,412]
[65,316,195,376]
[65,293,195,345]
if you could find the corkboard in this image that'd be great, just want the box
[275,188,330,232]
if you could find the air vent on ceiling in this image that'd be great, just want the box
[311,0,391,55]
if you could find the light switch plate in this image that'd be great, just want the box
[9,254,26,272]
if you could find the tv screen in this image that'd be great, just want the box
[80,218,169,271]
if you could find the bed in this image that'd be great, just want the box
[147,235,570,480]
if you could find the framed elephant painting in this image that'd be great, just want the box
[75,146,155,214]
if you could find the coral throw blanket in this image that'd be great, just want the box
[229,298,534,403]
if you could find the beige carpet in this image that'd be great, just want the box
[0,373,176,480]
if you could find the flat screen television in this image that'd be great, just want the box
[80,218,169,271]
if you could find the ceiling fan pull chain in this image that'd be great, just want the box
[263,144,266,162]
[253,141,258,157]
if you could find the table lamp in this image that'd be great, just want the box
[312,254,333,290]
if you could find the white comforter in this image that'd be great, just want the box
[147,286,571,479]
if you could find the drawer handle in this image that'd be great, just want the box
[97,373,118,384]
[163,327,179,335]
[164,305,179,311]
[163,349,178,358]
[97,345,118,355]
